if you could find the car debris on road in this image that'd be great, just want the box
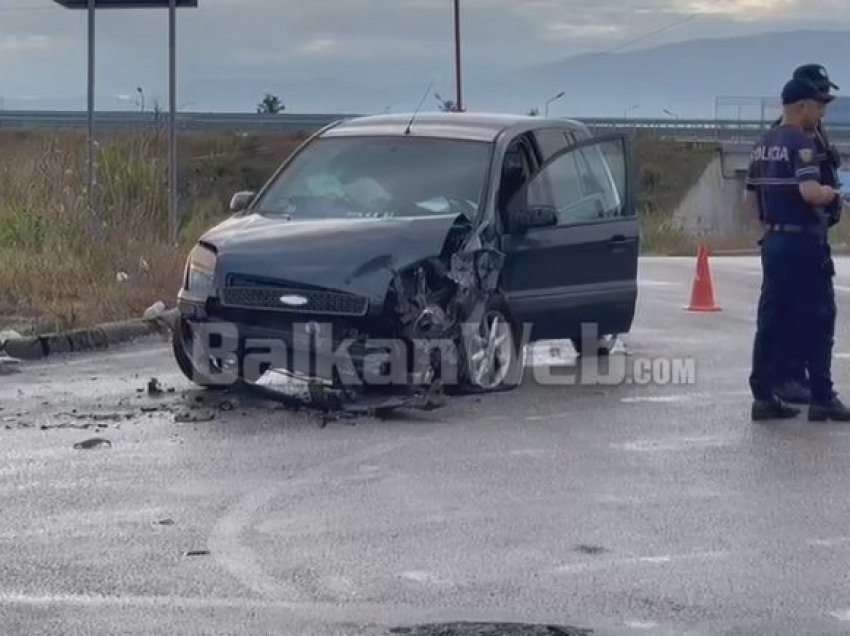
[0,352,21,375]
[72,437,112,450]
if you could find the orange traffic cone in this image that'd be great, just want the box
[685,242,721,312]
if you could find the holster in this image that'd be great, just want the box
[827,145,842,170]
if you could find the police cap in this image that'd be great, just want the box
[793,63,839,93]
[781,77,834,105]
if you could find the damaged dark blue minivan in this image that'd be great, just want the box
[172,112,639,410]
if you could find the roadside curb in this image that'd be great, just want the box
[1,308,178,361]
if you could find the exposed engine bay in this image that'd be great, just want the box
[246,215,511,418]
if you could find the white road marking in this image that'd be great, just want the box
[808,536,850,548]
[620,390,753,405]
[208,441,418,603]
[399,571,454,587]
[550,550,727,575]
[208,485,304,601]
[830,609,850,621]
[639,280,677,287]
[0,593,299,609]
[834,353,850,360]
[0,592,603,627]
[621,395,694,404]
[625,620,660,630]
[617,437,735,452]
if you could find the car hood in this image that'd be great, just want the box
[202,213,471,302]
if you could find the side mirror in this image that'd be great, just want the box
[509,205,558,233]
[229,191,256,214]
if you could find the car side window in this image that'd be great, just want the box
[498,137,534,221]
[532,128,570,163]
[527,138,627,226]
[530,153,584,223]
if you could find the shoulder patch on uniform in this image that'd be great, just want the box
[799,148,814,164]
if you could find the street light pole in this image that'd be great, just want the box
[545,91,565,117]
[87,0,95,219]
[453,0,462,112]
[169,0,178,244]
[51,0,197,242]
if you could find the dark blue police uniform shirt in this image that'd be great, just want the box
[746,124,821,225]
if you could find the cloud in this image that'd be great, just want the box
[545,23,624,39]
[299,38,340,56]
[1,0,850,110]
[684,0,797,17]
[0,34,56,54]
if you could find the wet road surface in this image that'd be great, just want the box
[4,257,850,634]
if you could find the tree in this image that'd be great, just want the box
[257,93,285,114]
[526,107,540,116]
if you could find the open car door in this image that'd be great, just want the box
[499,133,639,344]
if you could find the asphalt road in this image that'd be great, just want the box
[4,256,850,635]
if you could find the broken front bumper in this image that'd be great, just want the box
[176,299,442,396]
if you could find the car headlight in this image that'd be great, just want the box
[185,243,216,297]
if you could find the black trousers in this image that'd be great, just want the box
[749,233,835,404]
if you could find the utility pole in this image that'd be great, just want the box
[169,0,178,244]
[87,0,95,219]
[453,0,463,112]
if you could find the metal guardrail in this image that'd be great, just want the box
[0,110,358,133]
[2,110,850,140]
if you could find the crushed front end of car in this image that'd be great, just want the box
[173,214,512,416]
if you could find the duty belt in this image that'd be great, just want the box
[764,223,827,237]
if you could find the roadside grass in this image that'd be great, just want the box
[0,129,301,334]
[0,130,718,334]
[635,137,715,256]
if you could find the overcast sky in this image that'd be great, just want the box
[1,0,849,111]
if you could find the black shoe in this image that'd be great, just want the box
[808,396,850,422]
[774,381,811,405]
[752,399,800,421]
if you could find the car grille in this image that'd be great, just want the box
[219,287,369,316]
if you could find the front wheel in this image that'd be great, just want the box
[450,301,524,395]
[171,318,240,389]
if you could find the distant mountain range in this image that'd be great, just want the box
[497,29,850,120]
[4,29,850,118]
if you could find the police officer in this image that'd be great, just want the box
[771,64,844,405]
[746,76,850,421]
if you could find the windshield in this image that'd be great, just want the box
[252,136,493,220]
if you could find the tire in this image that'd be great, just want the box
[171,318,239,390]
[571,333,617,357]
[450,299,524,395]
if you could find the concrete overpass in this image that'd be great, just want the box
[672,141,850,239]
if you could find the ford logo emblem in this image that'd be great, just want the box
[279,294,309,307]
